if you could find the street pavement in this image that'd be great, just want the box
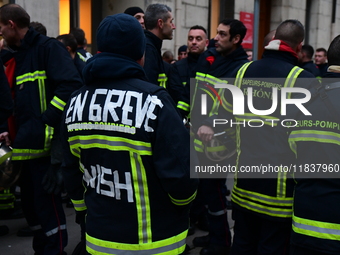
[0,177,234,255]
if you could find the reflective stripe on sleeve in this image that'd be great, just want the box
[169,191,197,206]
[177,101,190,112]
[158,73,168,88]
[51,96,67,111]
[71,199,87,211]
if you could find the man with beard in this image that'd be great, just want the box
[190,19,249,255]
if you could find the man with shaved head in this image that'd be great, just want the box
[229,19,318,255]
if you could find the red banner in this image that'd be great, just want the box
[240,11,253,49]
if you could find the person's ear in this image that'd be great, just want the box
[232,34,241,45]
[158,19,163,29]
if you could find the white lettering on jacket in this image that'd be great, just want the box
[65,89,163,132]
[83,164,134,202]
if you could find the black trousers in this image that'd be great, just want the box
[18,156,67,255]
[231,208,291,255]
[200,178,231,247]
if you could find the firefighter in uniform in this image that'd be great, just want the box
[168,25,210,236]
[143,3,175,88]
[288,35,340,255]
[61,14,198,255]
[0,4,83,254]
[168,25,209,120]
[227,20,317,255]
[190,19,248,255]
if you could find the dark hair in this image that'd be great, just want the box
[144,4,171,30]
[189,25,207,35]
[219,19,247,46]
[56,34,78,53]
[162,50,174,59]
[69,27,85,46]
[316,47,327,56]
[263,29,276,47]
[301,44,314,59]
[0,4,30,29]
[124,6,144,16]
[327,35,340,66]
[274,19,304,49]
[30,21,47,36]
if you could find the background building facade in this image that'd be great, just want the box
[0,0,339,59]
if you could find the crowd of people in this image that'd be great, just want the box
[0,2,339,255]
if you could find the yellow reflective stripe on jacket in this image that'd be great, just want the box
[177,101,190,112]
[44,125,54,152]
[0,188,15,209]
[38,79,47,113]
[235,113,279,126]
[194,139,204,152]
[12,148,50,160]
[289,130,340,155]
[77,52,86,62]
[169,190,197,206]
[195,72,206,82]
[51,96,67,111]
[0,189,15,199]
[277,169,287,198]
[12,124,53,161]
[0,204,14,210]
[71,199,87,212]
[195,72,229,86]
[86,230,187,255]
[194,138,226,153]
[158,73,168,88]
[16,70,47,85]
[293,214,340,241]
[232,185,293,218]
[283,66,304,98]
[235,62,253,88]
[130,152,152,244]
[68,135,152,158]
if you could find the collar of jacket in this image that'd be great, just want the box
[262,49,299,66]
[18,27,41,50]
[197,46,248,77]
[144,30,163,52]
[301,60,315,67]
[82,52,147,84]
[317,63,328,68]
[327,65,340,74]
[265,39,298,58]
[187,52,200,62]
